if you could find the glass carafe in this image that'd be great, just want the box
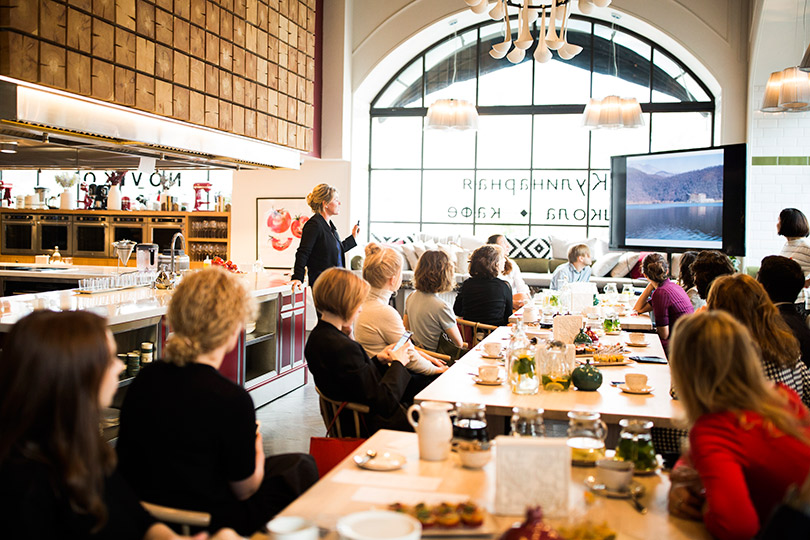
[452,402,489,444]
[602,309,621,333]
[567,410,607,467]
[538,340,573,391]
[615,419,657,474]
[510,407,545,437]
[507,319,539,395]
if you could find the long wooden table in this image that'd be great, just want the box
[258,430,708,540]
[416,327,683,430]
[510,310,655,332]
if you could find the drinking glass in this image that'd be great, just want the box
[510,407,545,437]
[603,283,618,303]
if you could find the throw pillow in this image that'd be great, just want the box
[504,236,551,259]
[456,250,471,274]
[549,235,606,260]
[400,243,419,270]
[610,252,641,277]
[592,252,624,277]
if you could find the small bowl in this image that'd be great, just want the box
[458,448,491,469]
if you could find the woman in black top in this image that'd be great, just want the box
[454,244,513,327]
[117,269,317,536]
[291,183,360,289]
[305,267,412,435]
[0,310,210,540]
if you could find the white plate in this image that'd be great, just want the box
[353,451,407,471]
[479,354,504,360]
[473,376,504,386]
[619,384,654,395]
[584,476,644,499]
[626,341,649,347]
[604,330,622,335]
[337,511,421,540]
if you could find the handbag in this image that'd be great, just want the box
[436,332,468,363]
[308,401,366,477]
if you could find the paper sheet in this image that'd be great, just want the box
[331,469,442,491]
[350,486,471,505]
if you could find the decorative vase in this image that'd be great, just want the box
[59,189,74,210]
[572,360,603,391]
[107,184,121,210]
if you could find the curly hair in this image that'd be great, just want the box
[0,310,116,531]
[362,243,403,289]
[468,245,501,279]
[692,250,735,299]
[642,253,669,283]
[670,311,810,442]
[707,273,800,368]
[165,268,257,366]
[414,250,455,294]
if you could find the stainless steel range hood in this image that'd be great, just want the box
[0,77,302,170]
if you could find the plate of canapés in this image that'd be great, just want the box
[387,501,496,537]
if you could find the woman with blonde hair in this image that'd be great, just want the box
[453,244,513,327]
[405,250,464,351]
[707,273,810,407]
[355,243,446,376]
[117,268,317,536]
[667,311,810,539]
[290,183,360,290]
[305,267,413,434]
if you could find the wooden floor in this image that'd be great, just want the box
[256,374,325,456]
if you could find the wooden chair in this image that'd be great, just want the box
[456,318,497,347]
[415,346,452,364]
[141,501,211,535]
[315,387,370,438]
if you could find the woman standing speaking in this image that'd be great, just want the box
[290,184,360,290]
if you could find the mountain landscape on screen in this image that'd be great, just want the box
[626,165,723,204]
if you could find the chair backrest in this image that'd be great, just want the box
[141,501,211,536]
[315,386,370,438]
[456,318,497,347]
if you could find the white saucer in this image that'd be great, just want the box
[480,354,504,360]
[473,376,505,386]
[626,341,649,347]
[605,330,622,336]
[353,451,406,471]
[619,384,654,395]
[584,476,644,499]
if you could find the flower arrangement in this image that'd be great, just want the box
[106,170,126,186]
[54,173,78,189]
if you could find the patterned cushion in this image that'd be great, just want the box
[504,236,551,259]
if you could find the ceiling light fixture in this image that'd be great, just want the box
[762,0,810,112]
[0,142,18,153]
[425,30,479,131]
[582,13,643,129]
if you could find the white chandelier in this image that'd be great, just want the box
[425,99,480,130]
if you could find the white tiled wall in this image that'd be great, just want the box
[747,85,810,267]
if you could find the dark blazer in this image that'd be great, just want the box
[305,321,411,435]
[453,276,513,327]
[291,213,357,287]
[778,303,810,369]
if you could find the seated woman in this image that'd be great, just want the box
[487,234,530,309]
[758,255,810,368]
[454,244,513,327]
[632,253,693,350]
[667,311,810,540]
[0,310,230,540]
[305,267,413,435]
[676,250,704,311]
[404,250,464,351]
[354,243,446,376]
[117,269,317,537]
[691,250,735,304]
[707,273,810,407]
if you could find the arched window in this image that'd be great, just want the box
[367,15,715,241]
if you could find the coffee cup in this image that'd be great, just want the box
[458,447,491,469]
[625,373,648,391]
[266,516,318,540]
[596,458,634,491]
[483,342,502,357]
[628,332,647,345]
[523,306,538,323]
[478,364,499,382]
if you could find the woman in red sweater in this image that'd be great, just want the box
[668,311,810,540]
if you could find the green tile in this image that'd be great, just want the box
[752,156,778,166]
[777,156,809,166]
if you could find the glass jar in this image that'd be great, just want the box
[452,402,489,444]
[602,309,621,333]
[567,410,607,467]
[615,419,657,474]
[538,340,573,391]
[510,407,545,437]
[507,320,539,395]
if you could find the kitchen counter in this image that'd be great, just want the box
[0,269,293,331]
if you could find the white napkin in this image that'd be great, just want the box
[553,315,583,343]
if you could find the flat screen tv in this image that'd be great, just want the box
[609,143,746,256]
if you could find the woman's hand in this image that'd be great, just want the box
[352,223,361,237]
[667,465,706,521]
[378,343,406,365]
[290,279,303,291]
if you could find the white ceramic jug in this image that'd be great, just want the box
[407,401,453,461]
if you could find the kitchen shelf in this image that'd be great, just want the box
[246,331,276,346]
[187,237,228,242]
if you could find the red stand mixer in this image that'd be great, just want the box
[193,182,212,211]
[0,181,12,207]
